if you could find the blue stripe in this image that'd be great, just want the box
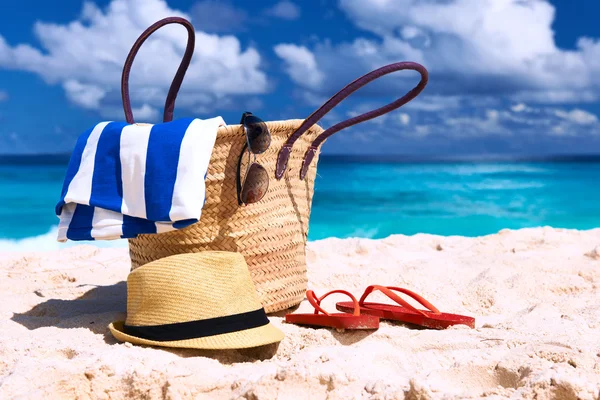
[66,204,95,240]
[55,125,97,215]
[89,122,128,213]
[121,215,158,238]
[172,218,198,229]
[144,118,194,222]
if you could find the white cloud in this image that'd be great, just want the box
[399,113,410,125]
[405,95,463,112]
[554,109,598,125]
[347,101,600,143]
[63,80,107,109]
[275,0,600,104]
[512,89,599,104]
[401,26,422,40]
[551,125,568,136]
[486,109,499,121]
[414,125,431,137]
[511,103,528,113]
[129,104,160,121]
[274,44,324,89]
[94,103,160,121]
[0,0,268,117]
[269,0,600,148]
[265,1,301,20]
[292,97,600,154]
[444,109,509,137]
[504,103,599,127]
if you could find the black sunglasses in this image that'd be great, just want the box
[236,112,271,205]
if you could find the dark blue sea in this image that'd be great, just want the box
[1,154,599,251]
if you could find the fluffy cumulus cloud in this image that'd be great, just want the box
[272,0,600,145]
[0,0,267,120]
[274,0,600,103]
[274,44,324,89]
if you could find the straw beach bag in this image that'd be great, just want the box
[125,17,429,313]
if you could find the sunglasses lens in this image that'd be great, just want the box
[244,115,271,154]
[241,163,269,204]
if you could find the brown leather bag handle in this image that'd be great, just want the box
[121,17,195,124]
[275,62,428,180]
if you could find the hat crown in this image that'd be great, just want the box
[125,252,262,326]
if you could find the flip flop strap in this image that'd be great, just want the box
[306,290,360,316]
[359,285,441,316]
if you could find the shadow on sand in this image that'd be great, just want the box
[12,282,127,335]
[11,282,281,363]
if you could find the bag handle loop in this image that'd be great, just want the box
[275,62,428,180]
[121,17,195,124]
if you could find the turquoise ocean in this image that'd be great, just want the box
[1,155,599,251]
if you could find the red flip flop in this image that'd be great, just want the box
[336,285,475,329]
[285,289,380,330]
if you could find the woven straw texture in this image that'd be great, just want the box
[128,119,324,313]
[109,252,284,349]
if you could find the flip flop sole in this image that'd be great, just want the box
[336,301,475,329]
[285,312,380,330]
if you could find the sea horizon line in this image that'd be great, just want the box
[2,152,600,165]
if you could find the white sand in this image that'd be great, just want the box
[1,227,599,399]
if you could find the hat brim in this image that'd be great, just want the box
[108,320,284,350]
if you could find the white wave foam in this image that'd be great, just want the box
[425,179,544,192]
[389,164,550,177]
[347,226,380,239]
[467,179,545,191]
[0,226,128,252]
[443,164,549,176]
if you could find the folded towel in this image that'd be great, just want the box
[55,117,225,242]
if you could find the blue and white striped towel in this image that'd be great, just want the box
[55,117,226,242]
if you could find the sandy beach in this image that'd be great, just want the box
[1,227,599,399]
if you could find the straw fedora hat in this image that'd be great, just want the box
[109,252,284,349]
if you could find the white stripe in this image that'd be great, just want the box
[169,117,224,221]
[120,124,153,218]
[90,208,124,240]
[63,121,111,206]
[56,203,77,242]
[155,222,175,234]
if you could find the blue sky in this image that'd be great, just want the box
[1,0,600,155]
